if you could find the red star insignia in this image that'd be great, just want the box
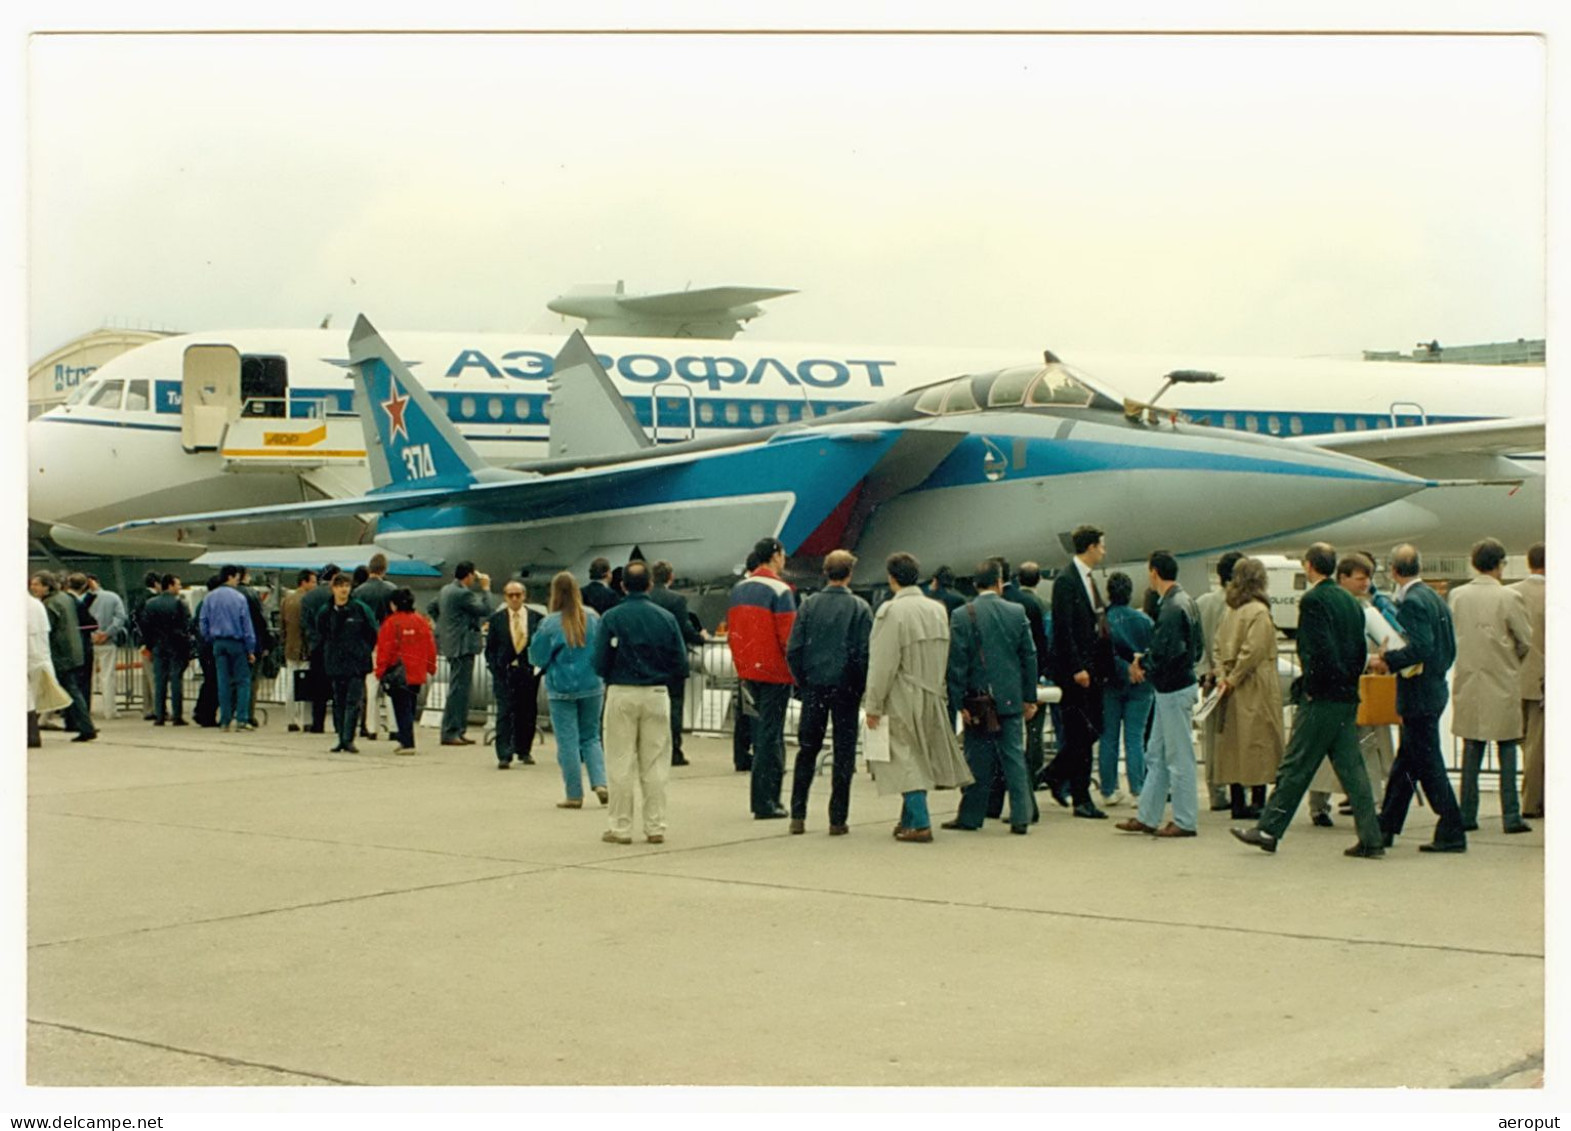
[382,381,410,442]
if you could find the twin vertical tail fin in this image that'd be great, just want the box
[548,331,652,461]
[347,315,489,492]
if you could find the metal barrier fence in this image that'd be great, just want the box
[83,641,1520,790]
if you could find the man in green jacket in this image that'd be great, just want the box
[1233,543,1385,858]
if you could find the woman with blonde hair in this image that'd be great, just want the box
[528,571,608,808]
[1213,556,1285,819]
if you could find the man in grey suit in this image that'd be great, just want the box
[435,561,492,746]
[943,559,1040,834]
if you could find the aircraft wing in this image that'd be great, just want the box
[95,482,493,535]
[545,284,797,339]
[615,286,797,314]
[186,545,444,578]
[98,426,899,537]
[1286,416,1545,461]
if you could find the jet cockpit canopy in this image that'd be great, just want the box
[909,361,1123,417]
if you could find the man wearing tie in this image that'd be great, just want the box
[1043,525,1111,820]
[486,580,543,769]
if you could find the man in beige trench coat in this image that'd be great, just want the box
[1450,538,1534,834]
[864,552,974,842]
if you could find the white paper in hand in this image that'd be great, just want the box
[862,720,891,762]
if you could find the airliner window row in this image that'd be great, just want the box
[412,392,865,429]
[56,377,1474,438]
[309,390,863,428]
[58,380,861,430]
[1186,410,1463,435]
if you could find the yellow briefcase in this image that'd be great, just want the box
[1355,673,1401,727]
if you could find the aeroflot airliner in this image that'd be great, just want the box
[28,324,1544,558]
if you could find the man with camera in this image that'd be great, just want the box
[942,559,1040,834]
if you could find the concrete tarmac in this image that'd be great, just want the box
[26,718,1544,1089]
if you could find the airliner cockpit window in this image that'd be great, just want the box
[88,380,125,410]
[65,382,95,406]
[1026,364,1099,409]
[125,379,150,412]
[986,367,1038,407]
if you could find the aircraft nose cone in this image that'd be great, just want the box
[1204,432,1428,547]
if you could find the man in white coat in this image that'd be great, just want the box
[1450,537,1534,834]
[1510,542,1545,819]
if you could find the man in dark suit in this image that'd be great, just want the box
[785,549,873,835]
[139,574,192,726]
[435,561,492,747]
[1375,544,1467,852]
[300,563,339,733]
[582,557,622,616]
[649,560,704,766]
[1233,543,1385,858]
[485,579,543,768]
[1043,525,1111,819]
[943,558,1040,833]
[131,570,161,719]
[924,565,967,616]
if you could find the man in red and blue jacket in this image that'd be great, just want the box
[728,537,797,819]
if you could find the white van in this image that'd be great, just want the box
[1252,554,1309,635]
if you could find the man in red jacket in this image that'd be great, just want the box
[727,537,797,819]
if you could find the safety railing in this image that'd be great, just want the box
[72,642,1521,795]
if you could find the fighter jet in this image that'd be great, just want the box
[98,316,1437,583]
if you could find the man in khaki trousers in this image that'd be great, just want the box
[1511,542,1545,818]
[591,561,690,846]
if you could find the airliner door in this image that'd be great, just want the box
[651,381,695,443]
[181,344,242,451]
[1388,401,1428,428]
[240,354,289,418]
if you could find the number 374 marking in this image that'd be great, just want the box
[400,443,437,479]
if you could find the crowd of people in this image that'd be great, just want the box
[26,529,1546,857]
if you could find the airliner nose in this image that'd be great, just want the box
[27,416,70,526]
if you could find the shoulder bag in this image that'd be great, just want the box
[961,604,1002,735]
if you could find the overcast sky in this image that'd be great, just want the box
[26,28,1548,361]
